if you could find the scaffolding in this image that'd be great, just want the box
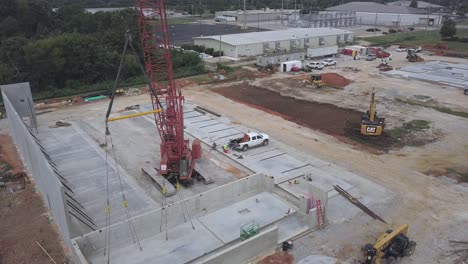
[240,220,260,241]
[288,11,357,28]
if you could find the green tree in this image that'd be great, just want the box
[0,17,20,38]
[440,19,457,38]
[409,0,418,8]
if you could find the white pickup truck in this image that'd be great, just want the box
[229,132,270,151]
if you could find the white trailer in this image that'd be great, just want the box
[278,60,302,72]
[307,46,339,58]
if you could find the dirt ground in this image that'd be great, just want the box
[212,82,439,153]
[182,48,468,263]
[213,84,362,137]
[1,45,466,264]
[0,134,68,264]
[258,251,294,264]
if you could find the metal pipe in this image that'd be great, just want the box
[106,109,162,122]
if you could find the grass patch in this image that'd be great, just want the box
[361,29,468,51]
[0,161,12,172]
[167,17,198,24]
[445,168,468,182]
[402,119,431,130]
[386,119,430,139]
[396,98,468,119]
[385,119,431,145]
[190,75,213,83]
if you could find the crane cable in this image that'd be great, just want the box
[103,133,111,263]
[175,179,195,230]
[103,32,145,260]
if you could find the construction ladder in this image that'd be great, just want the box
[316,199,325,229]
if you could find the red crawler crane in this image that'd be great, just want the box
[134,0,201,184]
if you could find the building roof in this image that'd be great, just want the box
[216,9,297,15]
[193,28,350,46]
[326,2,428,14]
[387,1,443,9]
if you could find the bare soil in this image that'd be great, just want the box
[0,134,67,264]
[213,84,362,137]
[321,73,351,88]
[258,251,294,264]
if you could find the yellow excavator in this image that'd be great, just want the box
[361,88,385,136]
[360,224,416,264]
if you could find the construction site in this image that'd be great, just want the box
[1,2,468,264]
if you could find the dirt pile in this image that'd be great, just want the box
[321,73,351,88]
[0,134,67,263]
[259,251,294,264]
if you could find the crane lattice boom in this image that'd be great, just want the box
[134,0,201,182]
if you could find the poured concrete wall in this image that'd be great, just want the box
[73,174,275,261]
[194,225,278,264]
[1,82,37,129]
[1,90,71,248]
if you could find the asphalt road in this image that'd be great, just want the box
[169,23,269,45]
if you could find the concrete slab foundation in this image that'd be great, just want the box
[72,174,309,264]
[37,124,156,234]
[383,61,468,88]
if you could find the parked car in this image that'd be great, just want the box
[229,132,270,151]
[199,52,213,58]
[290,66,301,72]
[396,47,407,52]
[366,28,381,32]
[366,54,377,61]
[409,46,423,53]
[306,61,324,70]
[376,51,391,58]
[322,58,337,66]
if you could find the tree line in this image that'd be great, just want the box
[0,0,204,97]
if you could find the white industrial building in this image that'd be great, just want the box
[214,9,298,22]
[193,28,353,58]
[322,2,442,27]
[387,1,445,12]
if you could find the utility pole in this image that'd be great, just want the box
[396,14,401,41]
[243,0,247,29]
[374,13,378,36]
[258,12,260,31]
[424,3,431,39]
[281,0,284,25]
[218,33,222,79]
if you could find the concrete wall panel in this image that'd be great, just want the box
[1,82,37,128]
[73,174,274,260]
[194,225,278,264]
[2,91,71,249]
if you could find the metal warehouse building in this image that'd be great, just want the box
[193,28,353,58]
[322,2,442,27]
[214,9,298,22]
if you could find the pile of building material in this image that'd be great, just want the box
[449,240,468,264]
[124,88,142,96]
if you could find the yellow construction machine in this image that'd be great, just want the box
[303,73,324,88]
[406,50,424,62]
[360,224,416,264]
[361,88,385,136]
